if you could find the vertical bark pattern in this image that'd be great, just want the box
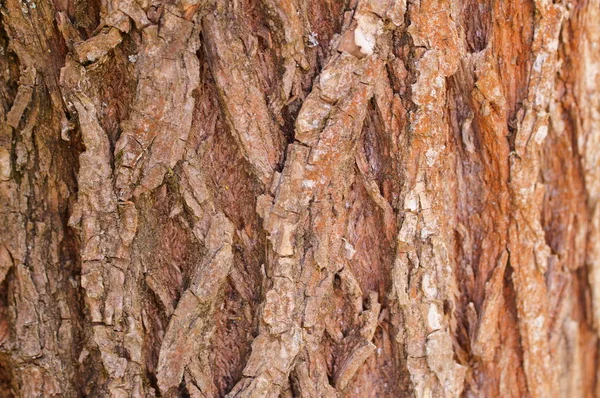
[1,0,600,396]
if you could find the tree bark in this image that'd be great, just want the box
[1,0,599,396]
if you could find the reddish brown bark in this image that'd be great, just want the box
[1,0,599,396]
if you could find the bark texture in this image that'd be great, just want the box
[0,0,599,396]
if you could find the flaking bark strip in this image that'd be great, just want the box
[0,0,85,388]
[333,291,381,390]
[507,1,564,396]
[6,66,35,129]
[114,4,201,200]
[202,3,283,188]
[581,1,600,340]
[226,2,397,395]
[73,27,123,64]
[390,0,467,396]
[334,340,377,390]
[156,213,234,394]
[259,0,308,115]
[67,89,145,395]
[472,250,508,362]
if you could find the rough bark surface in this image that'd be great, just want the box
[0,0,599,396]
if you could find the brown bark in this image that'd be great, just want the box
[0,0,599,396]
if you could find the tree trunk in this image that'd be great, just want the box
[1,0,599,396]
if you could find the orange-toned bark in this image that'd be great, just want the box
[1,0,599,396]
